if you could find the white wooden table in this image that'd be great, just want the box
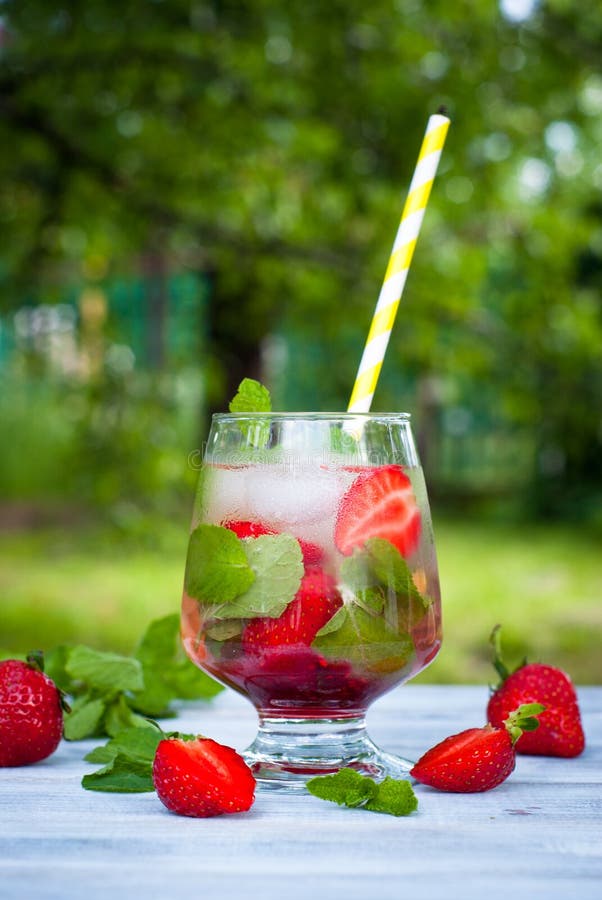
[1,685,600,900]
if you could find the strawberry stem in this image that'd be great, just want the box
[503,703,546,745]
[26,649,45,673]
[490,625,511,684]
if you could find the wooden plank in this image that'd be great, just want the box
[0,686,600,900]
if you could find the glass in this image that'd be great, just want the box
[181,412,441,790]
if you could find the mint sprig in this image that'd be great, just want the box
[307,768,418,817]
[312,604,414,672]
[82,725,197,793]
[45,614,222,739]
[310,537,434,673]
[228,378,272,447]
[82,726,162,793]
[229,378,272,414]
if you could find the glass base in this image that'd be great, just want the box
[243,715,414,792]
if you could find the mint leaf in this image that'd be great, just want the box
[314,606,347,638]
[84,726,162,766]
[132,614,222,716]
[229,378,272,413]
[63,695,107,740]
[364,538,429,609]
[184,524,255,604]
[306,768,376,808]
[65,646,144,693]
[307,769,418,817]
[44,644,74,693]
[364,777,418,816]
[340,550,378,594]
[214,533,304,619]
[104,694,150,737]
[312,606,414,673]
[205,619,244,641]
[82,754,155,793]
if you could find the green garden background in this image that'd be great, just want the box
[1,0,601,684]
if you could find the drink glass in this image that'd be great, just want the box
[181,412,441,790]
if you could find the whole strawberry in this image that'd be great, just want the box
[0,653,65,767]
[410,703,544,793]
[153,735,256,817]
[487,626,585,758]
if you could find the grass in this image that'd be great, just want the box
[1,517,600,684]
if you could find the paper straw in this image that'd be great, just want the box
[347,111,450,413]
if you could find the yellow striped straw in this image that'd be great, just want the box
[348,112,450,413]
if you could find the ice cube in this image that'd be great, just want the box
[246,465,342,529]
[202,465,250,525]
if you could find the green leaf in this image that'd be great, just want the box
[340,550,378,594]
[307,769,418,817]
[133,613,223,714]
[63,695,107,740]
[314,606,348,638]
[184,524,255,604]
[505,702,546,744]
[205,619,244,641]
[364,538,429,609]
[65,646,144,693]
[104,694,150,737]
[44,644,75,693]
[213,533,304,619]
[84,726,162,765]
[82,754,155,793]
[306,768,376,808]
[364,777,419,817]
[312,606,414,673]
[229,378,272,413]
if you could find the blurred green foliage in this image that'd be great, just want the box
[1,0,601,522]
[1,519,600,684]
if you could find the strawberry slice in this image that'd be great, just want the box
[152,736,256,818]
[486,626,585,758]
[224,520,324,566]
[410,703,544,793]
[242,566,342,650]
[334,465,421,558]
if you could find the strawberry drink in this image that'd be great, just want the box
[181,411,441,788]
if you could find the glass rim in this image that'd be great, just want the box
[212,411,412,422]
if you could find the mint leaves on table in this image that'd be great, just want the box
[82,726,162,792]
[45,614,222,740]
[184,525,304,623]
[306,768,418,817]
[83,722,202,793]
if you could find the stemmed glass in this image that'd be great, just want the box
[181,412,441,790]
